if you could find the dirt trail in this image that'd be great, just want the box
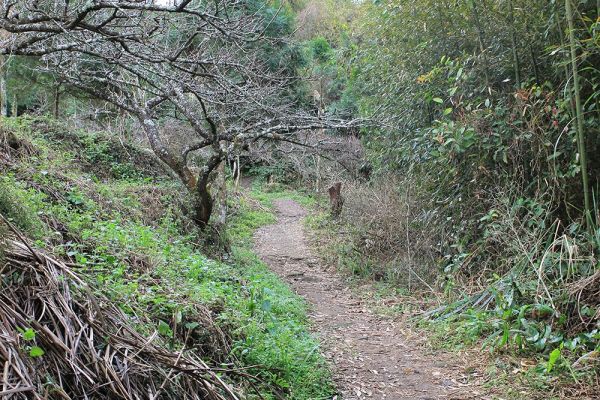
[254,199,477,400]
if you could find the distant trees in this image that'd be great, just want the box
[0,0,357,227]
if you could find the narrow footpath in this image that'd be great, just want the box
[254,199,479,400]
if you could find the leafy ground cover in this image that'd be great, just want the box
[0,116,333,399]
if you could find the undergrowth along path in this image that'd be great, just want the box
[254,198,477,400]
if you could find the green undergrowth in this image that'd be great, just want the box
[250,180,318,208]
[226,182,333,399]
[420,306,599,399]
[0,116,333,399]
[302,184,598,399]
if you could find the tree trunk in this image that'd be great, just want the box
[53,84,61,119]
[555,9,576,119]
[138,113,213,227]
[508,0,521,88]
[192,180,214,228]
[191,154,224,228]
[529,44,541,85]
[233,155,241,188]
[0,55,8,117]
[315,154,321,192]
[328,182,344,218]
[470,0,490,89]
[11,94,17,117]
[213,161,228,228]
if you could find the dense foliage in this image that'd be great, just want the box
[1,0,599,397]
[299,0,600,390]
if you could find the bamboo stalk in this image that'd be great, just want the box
[470,0,490,89]
[555,8,576,119]
[565,0,592,226]
[508,0,521,88]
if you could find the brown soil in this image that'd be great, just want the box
[254,199,481,400]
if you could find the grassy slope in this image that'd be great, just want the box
[0,116,333,400]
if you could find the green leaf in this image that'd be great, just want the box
[546,347,561,372]
[261,299,272,313]
[158,320,173,337]
[29,346,44,358]
[433,97,444,104]
[185,322,200,330]
[22,328,35,341]
[443,108,453,116]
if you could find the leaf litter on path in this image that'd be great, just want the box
[254,199,481,400]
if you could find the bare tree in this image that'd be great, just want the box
[0,0,360,227]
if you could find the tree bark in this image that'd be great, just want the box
[0,55,7,117]
[192,179,214,228]
[233,155,241,188]
[213,160,228,228]
[328,182,344,218]
[53,83,61,119]
[191,154,224,228]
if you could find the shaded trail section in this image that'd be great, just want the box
[254,199,474,399]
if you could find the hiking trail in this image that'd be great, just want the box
[254,199,481,400]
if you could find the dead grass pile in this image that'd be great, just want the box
[0,126,35,166]
[0,220,244,400]
[332,175,439,290]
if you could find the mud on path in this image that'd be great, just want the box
[254,199,479,400]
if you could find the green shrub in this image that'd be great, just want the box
[0,175,47,239]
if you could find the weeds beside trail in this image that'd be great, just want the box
[254,196,478,399]
[226,184,334,399]
[305,177,599,400]
[0,117,333,400]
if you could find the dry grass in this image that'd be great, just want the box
[0,218,253,400]
[319,174,439,291]
[0,126,36,166]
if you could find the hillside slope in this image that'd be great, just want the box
[0,116,333,400]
